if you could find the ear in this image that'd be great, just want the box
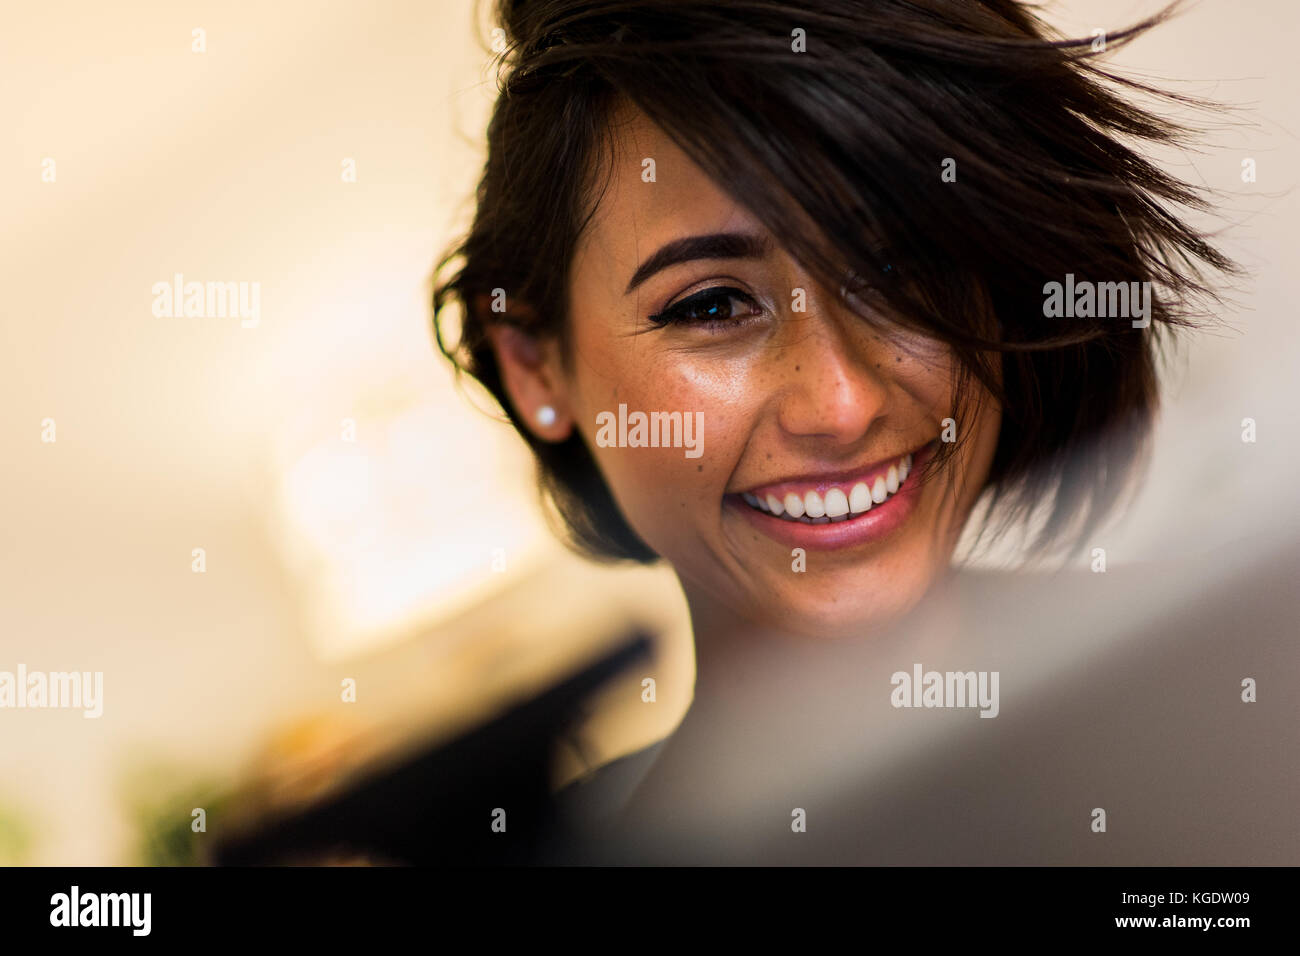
[479,301,574,442]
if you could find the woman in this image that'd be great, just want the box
[431,0,1236,856]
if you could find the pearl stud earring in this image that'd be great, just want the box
[536,405,557,427]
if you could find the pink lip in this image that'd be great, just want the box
[727,440,937,552]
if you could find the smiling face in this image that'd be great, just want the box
[493,104,1001,638]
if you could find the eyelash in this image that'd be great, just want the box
[645,263,897,331]
[648,285,764,330]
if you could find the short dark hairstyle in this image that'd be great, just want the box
[432,0,1238,564]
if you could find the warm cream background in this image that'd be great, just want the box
[0,0,1295,864]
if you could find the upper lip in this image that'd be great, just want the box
[732,439,933,498]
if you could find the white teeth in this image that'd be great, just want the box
[804,490,826,518]
[742,452,916,523]
[824,487,849,518]
[849,482,873,514]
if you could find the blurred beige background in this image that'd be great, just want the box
[0,0,1295,864]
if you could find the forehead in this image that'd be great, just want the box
[571,103,765,299]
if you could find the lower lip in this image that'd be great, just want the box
[728,442,936,552]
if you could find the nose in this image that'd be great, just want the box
[772,306,889,447]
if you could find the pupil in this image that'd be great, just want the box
[701,295,729,319]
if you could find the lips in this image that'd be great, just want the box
[740,450,914,524]
[727,440,937,550]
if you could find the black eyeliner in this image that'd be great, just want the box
[648,285,757,326]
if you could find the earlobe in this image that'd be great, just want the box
[483,322,574,442]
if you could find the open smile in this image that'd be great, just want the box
[727,439,938,551]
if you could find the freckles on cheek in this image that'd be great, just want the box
[662,358,766,451]
[670,355,764,408]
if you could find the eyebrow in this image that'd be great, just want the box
[624,231,772,295]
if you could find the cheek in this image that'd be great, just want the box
[584,434,726,563]
[886,341,959,411]
[568,344,757,544]
[591,446,705,548]
[966,399,1003,489]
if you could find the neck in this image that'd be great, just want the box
[677,567,968,718]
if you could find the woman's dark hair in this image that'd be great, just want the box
[432,0,1238,564]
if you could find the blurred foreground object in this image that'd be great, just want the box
[549,529,1300,865]
[211,632,651,865]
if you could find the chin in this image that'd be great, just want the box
[744,581,930,640]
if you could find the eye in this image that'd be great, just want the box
[648,286,763,328]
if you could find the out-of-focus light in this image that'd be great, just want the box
[272,398,550,661]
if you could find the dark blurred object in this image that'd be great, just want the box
[211,630,652,866]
